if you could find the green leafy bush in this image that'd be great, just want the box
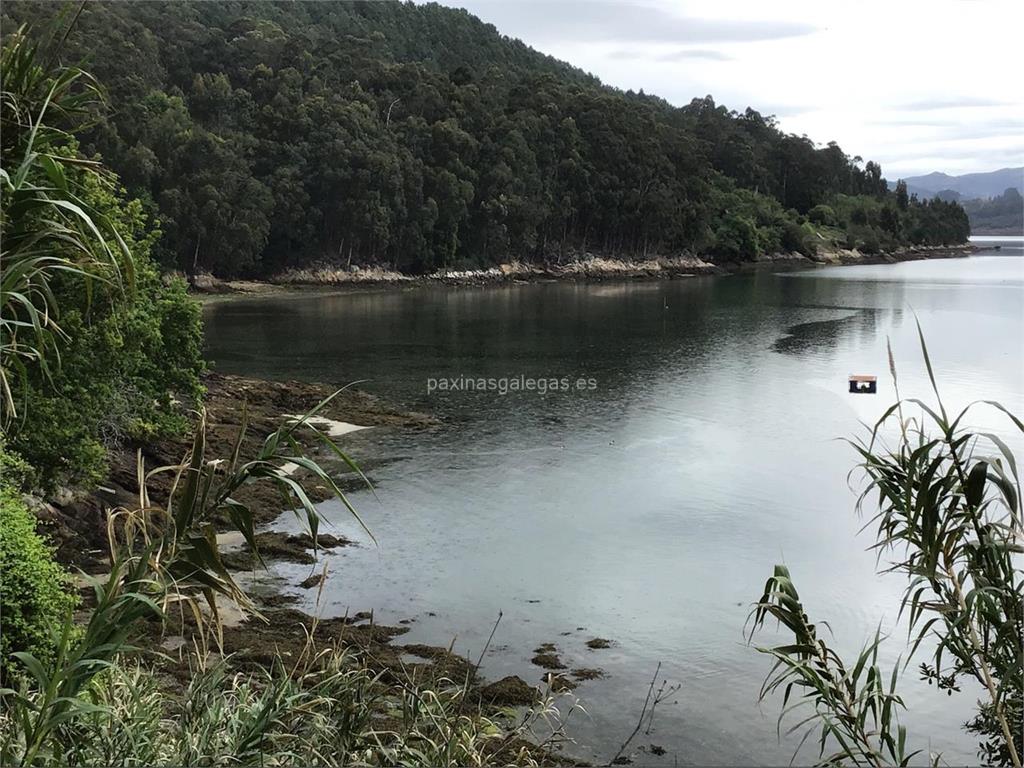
[807,204,837,227]
[0,462,77,682]
[2,29,204,487]
[8,160,204,487]
[845,224,882,254]
[0,439,34,491]
[713,213,759,259]
[779,220,816,256]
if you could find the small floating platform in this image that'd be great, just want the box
[849,375,877,394]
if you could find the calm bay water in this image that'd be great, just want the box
[204,241,1023,765]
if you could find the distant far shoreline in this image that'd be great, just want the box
[188,243,979,299]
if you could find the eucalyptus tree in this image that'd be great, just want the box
[2,0,972,277]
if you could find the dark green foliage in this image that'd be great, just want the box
[0,26,123,427]
[8,164,204,488]
[834,193,969,251]
[808,204,838,227]
[0,2,969,277]
[0,27,205,487]
[777,220,815,256]
[846,224,882,254]
[0,448,77,683]
[0,439,33,490]
[895,179,909,211]
[967,696,1024,767]
[961,188,1024,235]
[903,196,972,245]
[713,213,759,259]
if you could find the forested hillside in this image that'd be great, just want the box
[961,188,1024,235]
[1,1,970,277]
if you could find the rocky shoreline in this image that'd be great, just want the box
[189,243,978,295]
[139,593,585,765]
[37,372,436,572]
[40,372,593,764]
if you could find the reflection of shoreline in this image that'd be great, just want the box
[772,310,879,356]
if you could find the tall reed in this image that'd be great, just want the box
[0,395,371,765]
[1,23,130,428]
[749,325,1023,766]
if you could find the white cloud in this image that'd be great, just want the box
[456,0,817,43]
[448,0,1024,176]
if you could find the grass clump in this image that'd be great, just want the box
[3,641,571,768]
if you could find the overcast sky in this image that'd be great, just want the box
[444,0,1023,178]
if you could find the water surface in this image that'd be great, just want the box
[205,243,1023,765]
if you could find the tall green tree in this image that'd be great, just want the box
[1,1,972,277]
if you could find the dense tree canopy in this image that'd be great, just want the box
[2,1,970,277]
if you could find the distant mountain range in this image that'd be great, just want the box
[893,167,1024,201]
